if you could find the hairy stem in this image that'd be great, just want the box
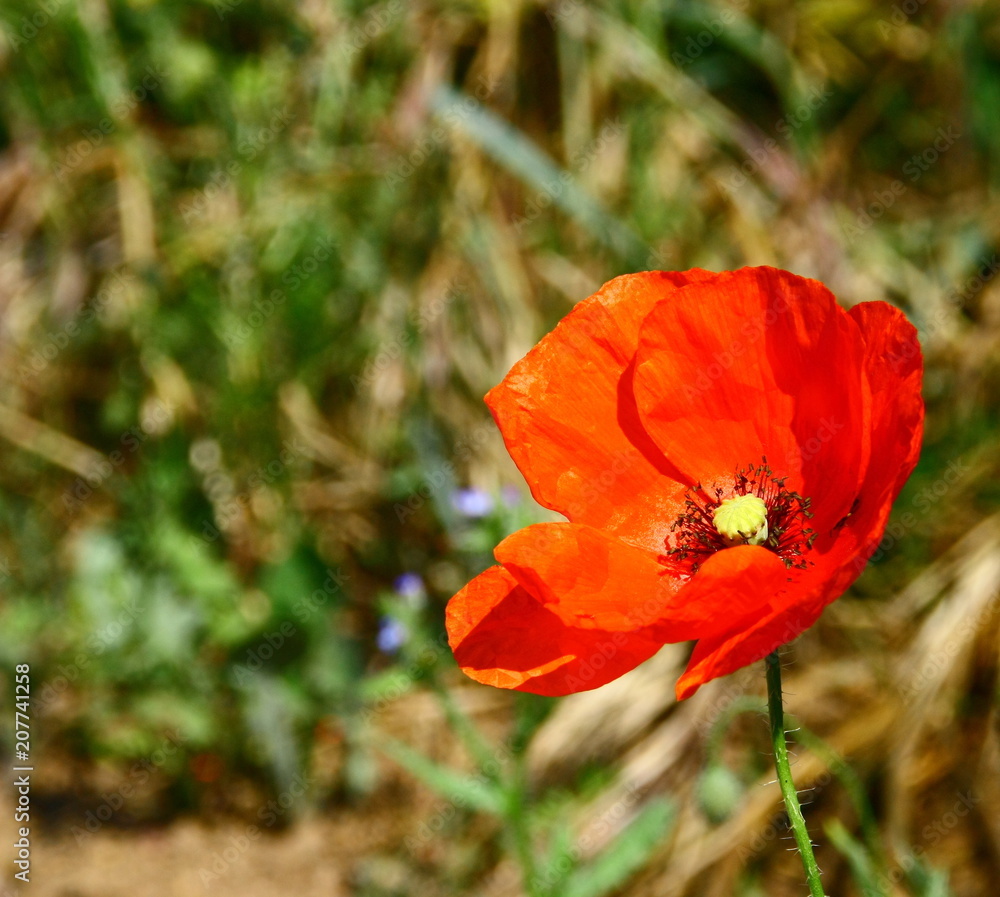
[765,651,826,897]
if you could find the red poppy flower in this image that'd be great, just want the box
[447,267,923,700]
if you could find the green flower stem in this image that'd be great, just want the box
[765,651,827,897]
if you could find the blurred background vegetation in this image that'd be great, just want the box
[0,0,999,894]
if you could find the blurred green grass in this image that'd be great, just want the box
[1,0,999,894]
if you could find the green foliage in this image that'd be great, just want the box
[826,819,888,897]
[697,762,744,824]
[378,736,505,816]
[0,0,997,892]
[557,799,676,897]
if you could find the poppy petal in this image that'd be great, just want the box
[843,301,925,554]
[780,301,925,615]
[446,566,665,696]
[661,545,789,638]
[675,594,826,700]
[632,267,870,534]
[494,522,681,636]
[675,303,924,699]
[486,269,717,554]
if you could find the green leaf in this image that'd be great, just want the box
[535,819,577,894]
[237,673,308,795]
[904,854,954,897]
[825,819,887,897]
[379,736,505,815]
[429,85,649,266]
[561,797,675,897]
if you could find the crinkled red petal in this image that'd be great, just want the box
[674,299,924,698]
[632,267,870,534]
[494,522,682,636]
[675,594,826,700]
[486,269,716,554]
[662,545,788,639]
[446,566,665,696]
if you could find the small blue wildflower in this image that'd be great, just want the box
[451,487,494,518]
[377,617,409,653]
[394,572,425,599]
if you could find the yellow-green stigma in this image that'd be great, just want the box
[663,460,816,576]
[712,494,769,546]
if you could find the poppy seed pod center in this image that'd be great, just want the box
[663,459,817,577]
[713,494,768,546]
